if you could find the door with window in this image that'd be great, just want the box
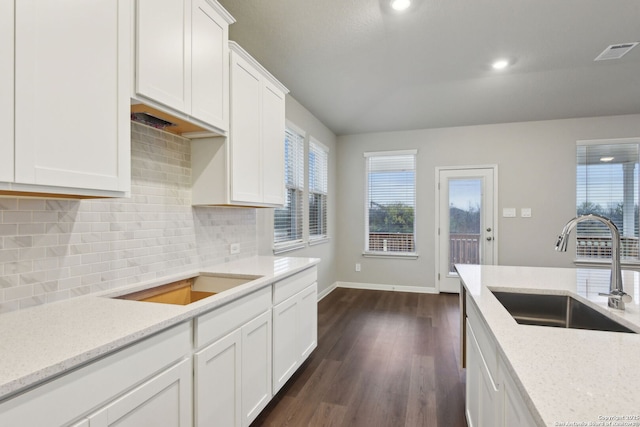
[437,167,497,293]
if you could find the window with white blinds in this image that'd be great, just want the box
[274,126,305,247]
[576,139,640,262]
[364,150,417,255]
[309,139,328,242]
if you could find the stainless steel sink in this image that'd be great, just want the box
[491,291,637,334]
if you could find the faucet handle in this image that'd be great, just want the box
[599,291,633,304]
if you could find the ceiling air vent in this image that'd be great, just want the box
[594,42,639,61]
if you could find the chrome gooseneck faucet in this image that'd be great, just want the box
[555,213,632,310]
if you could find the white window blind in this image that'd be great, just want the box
[309,139,328,241]
[274,126,304,246]
[364,150,417,254]
[576,140,640,262]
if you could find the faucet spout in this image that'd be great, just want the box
[555,214,632,310]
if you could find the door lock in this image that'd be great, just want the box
[486,236,493,241]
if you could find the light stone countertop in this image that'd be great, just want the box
[0,256,320,401]
[456,264,640,427]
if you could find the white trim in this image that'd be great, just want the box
[362,251,418,259]
[364,149,417,158]
[577,137,640,146]
[273,241,305,255]
[337,281,438,294]
[317,282,338,301]
[309,137,329,153]
[308,236,330,246]
[434,164,499,293]
[285,119,306,139]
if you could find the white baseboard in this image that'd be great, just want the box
[336,281,438,294]
[317,281,338,301]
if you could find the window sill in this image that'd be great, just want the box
[574,258,640,269]
[362,251,419,260]
[273,241,306,255]
[309,236,330,246]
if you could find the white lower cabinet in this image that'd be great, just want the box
[194,287,272,427]
[272,269,318,394]
[465,294,538,427]
[0,267,320,427]
[498,357,537,427]
[195,328,242,426]
[465,318,500,427]
[87,359,192,427]
[0,322,191,427]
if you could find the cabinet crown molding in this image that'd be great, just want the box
[229,41,289,94]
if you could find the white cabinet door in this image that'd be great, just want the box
[136,0,190,113]
[0,0,13,184]
[298,283,318,360]
[191,0,229,130]
[261,80,286,205]
[272,294,299,394]
[14,0,130,193]
[88,359,192,427]
[230,50,263,204]
[272,282,318,395]
[194,329,242,427]
[466,319,500,427]
[242,310,272,427]
[499,356,537,427]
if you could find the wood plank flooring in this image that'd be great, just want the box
[251,288,467,427]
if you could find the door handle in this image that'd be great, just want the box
[486,236,493,241]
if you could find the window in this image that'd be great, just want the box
[309,139,329,242]
[274,126,304,249]
[364,150,417,255]
[576,139,640,262]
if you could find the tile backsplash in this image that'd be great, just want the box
[0,122,257,313]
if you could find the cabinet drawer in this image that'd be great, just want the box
[273,267,317,305]
[466,294,498,381]
[195,285,271,349]
[0,322,191,427]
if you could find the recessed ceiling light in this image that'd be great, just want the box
[391,0,411,11]
[600,156,615,162]
[492,59,510,70]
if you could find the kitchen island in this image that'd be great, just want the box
[457,264,640,427]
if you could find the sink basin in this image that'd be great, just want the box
[491,291,637,334]
[115,273,262,306]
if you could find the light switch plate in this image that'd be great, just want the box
[521,208,532,218]
[503,208,516,218]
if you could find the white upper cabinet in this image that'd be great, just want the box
[136,0,190,114]
[191,42,288,207]
[10,0,131,197]
[0,0,14,185]
[135,0,234,134]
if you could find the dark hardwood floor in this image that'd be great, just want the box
[251,288,468,427]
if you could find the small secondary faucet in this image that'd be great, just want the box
[555,213,633,310]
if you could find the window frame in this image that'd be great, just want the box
[363,149,418,258]
[575,137,640,267]
[308,138,329,245]
[273,122,306,253]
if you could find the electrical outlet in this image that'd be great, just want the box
[230,243,240,255]
[355,263,361,272]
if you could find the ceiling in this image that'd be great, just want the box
[217,0,640,136]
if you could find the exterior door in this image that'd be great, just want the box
[437,166,497,293]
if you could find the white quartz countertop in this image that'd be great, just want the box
[0,256,319,401]
[456,264,640,427]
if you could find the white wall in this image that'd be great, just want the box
[336,114,640,290]
[0,123,258,313]
[257,95,338,297]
